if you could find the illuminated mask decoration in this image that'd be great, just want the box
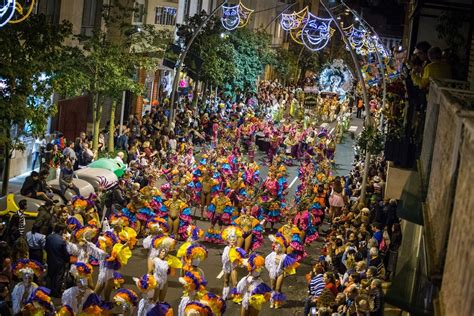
[0,0,15,27]
[237,1,253,28]
[344,25,367,53]
[289,7,309,44]
[9,0,36,24]
[301,13,333,51]
[280,12,300,31]
[221,1,254,31]
[221,4,240,31]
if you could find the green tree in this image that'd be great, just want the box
[56,2,171,154]
[0,14,73,195]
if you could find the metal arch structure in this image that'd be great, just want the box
[318,0,372,201]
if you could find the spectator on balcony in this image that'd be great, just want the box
[418,47,453,89]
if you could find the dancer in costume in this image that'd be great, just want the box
[220,226,247,300]
[278,216,307,262]
[178,271,207,316]
[200,292,226,316]
[150,235,182,302]
[22,287,55,315]
[205,190,233,243]
[143,217,170,272]
[134,274,158,316]
[146,302,174,316]
[181,244,208,279]
[235,253,272,316]
[61,262,95,314]
[164,190,192,239]
[11,259,42,315]
[114,288,139,316]
[184,301,213,316]
[234,206,263,253]
[265,233,299,309]
[87,230,132,301]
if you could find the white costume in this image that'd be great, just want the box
[67,242,89,262]
[11,282,38,314]
[143,235,159,260]
[87,241,113,286]
[137,294,155,316]
[265,252,287,280]
[236,275,265,310]
[61,286,94,313]
[152,257,169,290]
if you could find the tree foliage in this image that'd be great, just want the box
[176,11,275,93]
[0,14,73,148]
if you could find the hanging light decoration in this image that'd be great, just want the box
[221,1,254,31]
[0,0,16,27]
[301,13,334,51]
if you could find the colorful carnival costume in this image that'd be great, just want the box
[22,286,55,315]
[87,230,132,301]
[145,302,173,316]
[265,234,299,308]
[178,271,207,316]
[61,262,96,314]
[163,192,192,240]
[200,292,226,316]
[220,226,246,300]
[143,217,170,272]
[234,210,264,253]
[205,191,234,243]
[278,220,307,261]
[235,253,272,316]
[11,259,43,314]
[114,288,139,316]
[293,209,319,245]
[150,235,182,302]
[133,274,158,316]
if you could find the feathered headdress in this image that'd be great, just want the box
[66,216,83,232]
[13,259,44,278]
[179,271,207,293]
[152,235,176,251]
[74,226,98,241]
[146,302,173,316]
[98,231,118,251]
[114,288,139,308]
[185,244,208,266]
[245,253,265,272]
[56,305,74,316]
[133,274,157,292]
[82,293,111,315]
[110,214,129,227]
[113,271,125,289]
[70,262,93,278]
[269,233,288,249]
[186,225,204,242]
[184,301,213,316]
[24,287,54,313]
[221,226,243,241]
[147,217,170,233]
[201,292,226,316]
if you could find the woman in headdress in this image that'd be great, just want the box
[220,226,246,300]
[178,271,207,316]
[234,206,263,253]
[61,262,94,313]
[149,235,182,302]
[235,253,272,316]
[134,274,158,316]
[113,288,138,316]
[163,189,192,240]
[265,234,299,309]
[11,259,42,315]
[22,287,55,316]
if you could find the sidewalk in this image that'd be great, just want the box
[333,115,364,177]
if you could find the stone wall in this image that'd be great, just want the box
[424,92,463,273]
[439,118,474,316]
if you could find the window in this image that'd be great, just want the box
[81,0,101,36]
[197,0,203,13]
[36,0,61,24]
[133,2,145,24]
[184,0,191,20]
[155,6,177,26]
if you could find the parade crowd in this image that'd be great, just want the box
[0,81,400,316]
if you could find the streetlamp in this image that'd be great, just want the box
[168,1,228,128]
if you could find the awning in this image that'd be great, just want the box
[397,171,423,225]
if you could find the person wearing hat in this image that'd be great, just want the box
[114,288,139,316]
[149,235,182,302]
[61,262,95,314]
[11,259,42,315]
[133,274,158,316]
[265,233,299,309]
[178,271,208,316]
[235,253,272,316]
[220,226,246,300]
